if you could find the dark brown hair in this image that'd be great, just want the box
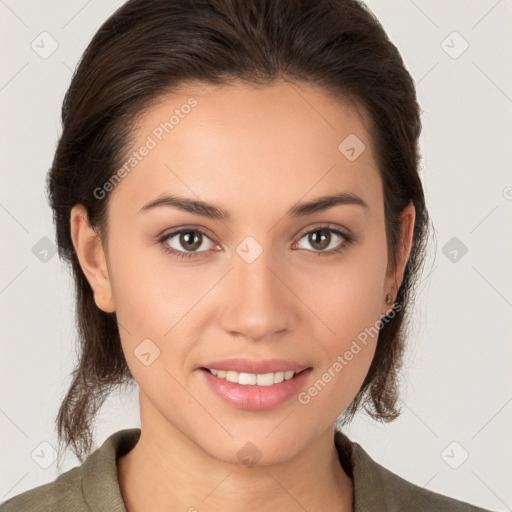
[47,0,431,466]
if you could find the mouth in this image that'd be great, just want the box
[199,366,313,410]
[200,367,309,387]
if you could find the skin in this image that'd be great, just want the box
[70,80,415,512]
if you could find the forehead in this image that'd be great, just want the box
[108,80,382,223]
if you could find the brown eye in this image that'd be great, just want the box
[301,227,348,252]
[178,230,203,251]
[295,227,350,254]
[307,229,332,251]
[160,228,216,259]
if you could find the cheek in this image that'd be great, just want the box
[297,270,385,421]
[297,230,387,407]
[108,233,203,330]
[106,241,206,373]
[303,230,388,344]
[109,261,205,407]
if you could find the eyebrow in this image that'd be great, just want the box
[139,191,369,220]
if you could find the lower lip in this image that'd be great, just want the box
[200,368,312,410]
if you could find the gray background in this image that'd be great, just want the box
[1,0,511,510]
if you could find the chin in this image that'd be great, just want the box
[193,426,315,467]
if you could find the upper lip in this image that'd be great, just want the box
[200,358,310,374]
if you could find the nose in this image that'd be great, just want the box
[218,244,297,342]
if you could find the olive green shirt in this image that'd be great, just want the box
[0,428,494,511]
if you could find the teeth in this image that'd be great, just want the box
[207,369,297,386]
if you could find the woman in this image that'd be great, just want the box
[0,0,495,510]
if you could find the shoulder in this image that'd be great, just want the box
[0,466,86,511]
[334,430,496,512]
[0,428,141,512]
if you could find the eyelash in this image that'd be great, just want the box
[158,224,355,260]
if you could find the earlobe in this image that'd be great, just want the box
[70,205,115,313]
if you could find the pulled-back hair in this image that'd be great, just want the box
[47,0,431,466]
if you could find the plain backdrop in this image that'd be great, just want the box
[1,1,511,510]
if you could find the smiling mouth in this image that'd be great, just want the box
[200,367,310,387]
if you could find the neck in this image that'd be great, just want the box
[117,399,354,512]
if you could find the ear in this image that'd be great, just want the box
[383,201,416,311]
[70,204,115,313]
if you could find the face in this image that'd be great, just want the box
[72,80,414,465]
